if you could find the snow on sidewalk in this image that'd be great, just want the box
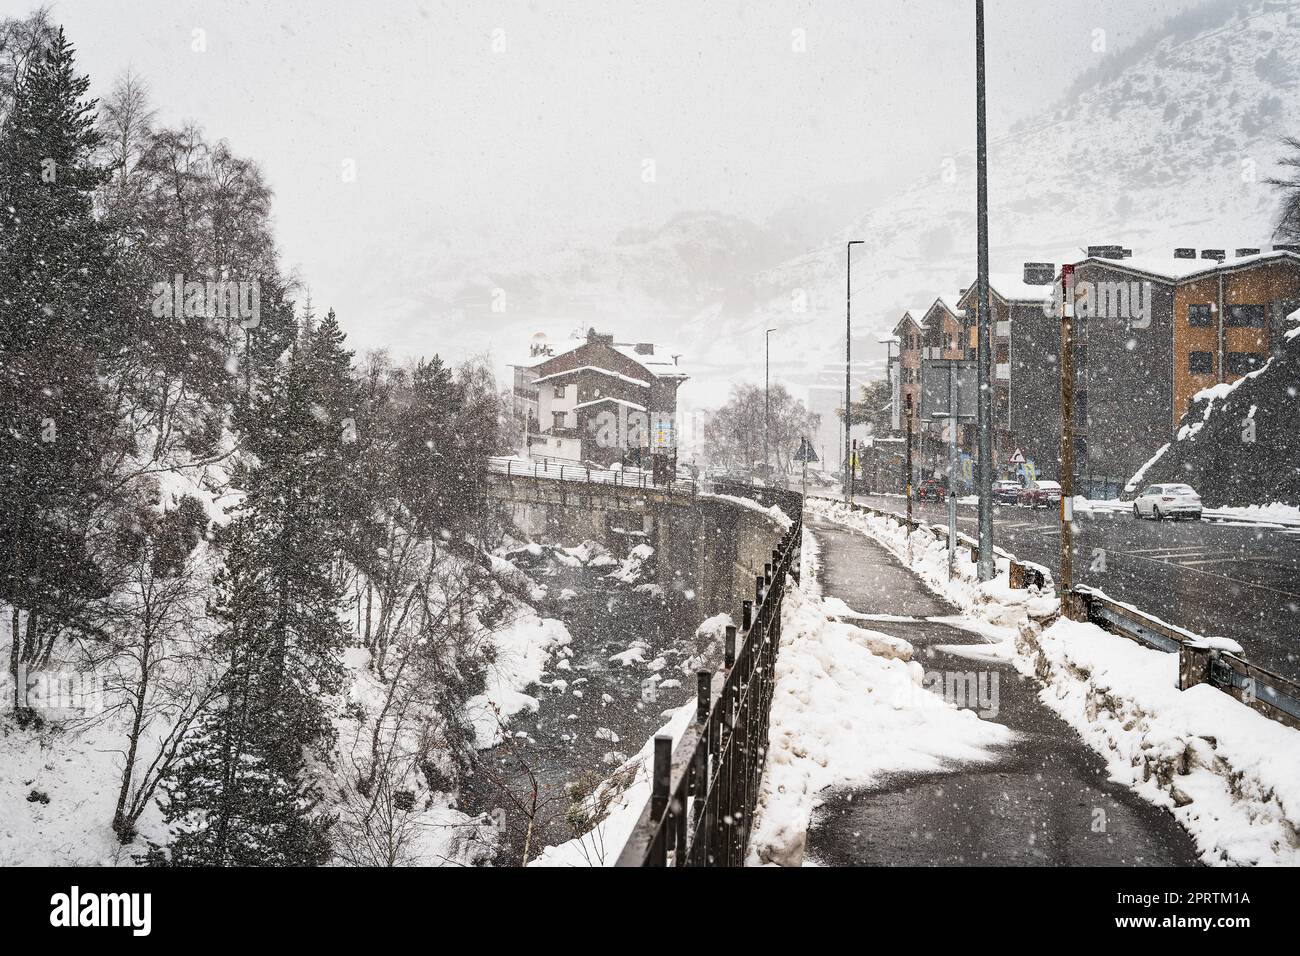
[812,494,1300,864]
[807,498,1059,635]
[746,531,1014,866]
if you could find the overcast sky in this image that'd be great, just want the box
[17,0,1205,367]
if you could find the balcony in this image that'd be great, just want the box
[995,362,1010,381]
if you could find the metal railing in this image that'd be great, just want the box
[487,455,699,496]
[616,507,802,867]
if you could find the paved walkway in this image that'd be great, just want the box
[803,514,1200,866]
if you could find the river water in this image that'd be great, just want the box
[462,540,716,865]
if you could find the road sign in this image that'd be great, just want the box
[794,437,819,463]
[1009,447,1026,465]
[920,359,978,421]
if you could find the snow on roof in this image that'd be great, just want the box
[1074,249,1300,283]
[986,273,1055,303]
[574,396,647,412]
[533,365,652,388]
[612,342,688,379]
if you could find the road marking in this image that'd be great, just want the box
[1122,545,1213,555]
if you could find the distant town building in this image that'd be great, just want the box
[525,328,687,466]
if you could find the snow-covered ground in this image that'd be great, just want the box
[746,563,1014,866]
[811,497,1300,866]
[1014,619,1300,865]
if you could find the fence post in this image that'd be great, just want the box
[697,670,711,721]
[724,625,736,669]
[1062,587,1089,622]
[1179,641,1214,691]
[742,599,752,632]
[755,574,764,607]
[651,735,672,820]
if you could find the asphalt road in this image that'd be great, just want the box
[841,489,1300,684]
[803,516,1200,866]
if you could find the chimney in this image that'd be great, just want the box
[634,343,654,355]
[1173,248,1196,259]
[586,328,614,346]
[1235,248,1261,258]
[1272,243,1300,254]
[1200,249,1226,261]
[1086,244,1125,260]
[1023,262,1055,285]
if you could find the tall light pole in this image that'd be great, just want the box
[765,327,776,477]
[845,239,865,503]
[974,0,994,581]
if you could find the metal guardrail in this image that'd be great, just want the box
[616,499,802,867]
[1074,587,1300,731]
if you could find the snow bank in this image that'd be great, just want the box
[464,608,573,748]
[1017,618,1300,865]
[747,584,1014,866]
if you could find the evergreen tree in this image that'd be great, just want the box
[153,517,332,867]
[0,28,125,693]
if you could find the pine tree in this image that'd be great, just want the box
[153,517,334,866]
[0,28,125,696]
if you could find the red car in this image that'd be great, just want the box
[1017,479,1062,510]
[915,478,947,502]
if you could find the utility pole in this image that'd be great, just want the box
[947,367,959,579]
[905,415,914,564]
[974,0,994,581]
[765,327,776,478]
[845,240,864,503]
[1060,263,1076,594]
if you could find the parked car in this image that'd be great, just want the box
[1018,479,1062,509]
[916,478,947,502]
[993,479,1022,505]
[1132,483,1202,521]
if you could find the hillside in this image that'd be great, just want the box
[1128,321,1300,507]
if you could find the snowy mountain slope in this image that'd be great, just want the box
[350,0,1299,411]
[1131,319,1300,506]
[679,0,1300,401]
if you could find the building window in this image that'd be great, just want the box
[552,411,566,431]
[1226,304,1265,328]
[1188,351,1213,375]
[1225,351,1263,376]
[1188,304,1213,327]
[553,384,566,398]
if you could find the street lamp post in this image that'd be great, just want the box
[845,239,865,503]
[974,0,994,581]
[765,327,776,478]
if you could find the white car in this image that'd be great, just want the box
[1132,483,1202,521]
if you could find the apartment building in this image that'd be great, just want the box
[1172,249,1300,423]
[527,328,687,467]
